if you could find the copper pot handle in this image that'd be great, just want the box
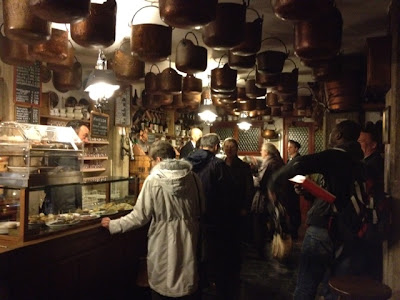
[129,5,159,26]
[260,36,289,55]
[149,64,161,74]
[216,54,228,68]
[286,58,297,69]
[246,7,263,21]
[245,68,256,81]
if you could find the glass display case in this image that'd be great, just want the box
[0,121,83,188]
[0,176,138,244]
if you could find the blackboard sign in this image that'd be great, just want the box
[90,112,109,138]
[15,105,40,124]
[115,87,131,126]
[14,61,41,106]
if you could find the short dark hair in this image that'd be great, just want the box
[149,140,176,160]
[288,140,301,149]
[223,137,238,149]
[362,121,382,144]
[66,120,88,133]
[336,120,361,142]
[200,133,221,148]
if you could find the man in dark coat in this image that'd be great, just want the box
[269,120,365,300]
[179,128,203,159]
[186,133,241,300]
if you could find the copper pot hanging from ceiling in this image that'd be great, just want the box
[130,5,172,62]
[29,28,69,64]
[245,77,266,99]
[113,48,145,83]
[183,74,202,94]
[294,5,342,60]
[29,0,91,24]
[211,61,237,93]
[2,0,51,44]
[0,27,34,66]
[71,0,116,48]
[52,61,82,93]
[159,0,217,29]
[175,32,207,74]
[230,7,263,56]
[228,51,256,70]
[271,0,334,21]
[202,2,246,50]
[47,44,75,72]
[256,37,289,74]
[158,67,182,95]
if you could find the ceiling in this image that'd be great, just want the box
[0,0,392,85]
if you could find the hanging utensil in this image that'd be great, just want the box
[175,32,207,74]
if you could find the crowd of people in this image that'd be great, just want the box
[100,120,385,300]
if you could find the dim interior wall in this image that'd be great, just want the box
[0,62,16,121]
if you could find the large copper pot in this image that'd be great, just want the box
[183,92,201,108]
[295,87,313,109]
[256,37,289,74]
[158,67,182,95]
[266,92,280,107]
[159,0,217,29]
[3,0,51,44]
[130,6,172,62]
[228,51,255,70]
[256,69,280,88]
[245,78,266,99]
[145,65,161,95]
[71,0,116,48]
[212,89,238,105]
[29,0,90,24]
[29,28,68,64]
[47,45,75,72]
[211,63,237,93]
[202,2,246,50]
[275,67,299,95]
[164,94,185,109]
[113,49,145,83]
[0,28,34,66]
[294,6,342,60]
[175,32,207,74]
[183,75,202,94]
[272,0,334,21]
[230,8,263,56]
[325,74,362,111]
[52,61,82,92]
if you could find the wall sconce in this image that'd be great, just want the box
[85,49,120,108]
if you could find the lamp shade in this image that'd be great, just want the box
[84,69,120,100]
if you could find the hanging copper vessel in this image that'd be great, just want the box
[245,78,266,99]
[113,49,145,83]
[29,28,69,64]
[230,8,263,56]
[202,2,246,50]
[164,94,185,109]
[71,0,116,48]
[52,61,82,93]
[211,62,237,93]
[228,51,256,70]
[175,32,207,74]
[294,6,342,60]
[183,75,202,94]
[256,37,289,74]
[29,0,91,24]
[0,28,34,66]
[255,69,280,88]
[145,64,161,95]
[3,0,51,44]
[325,74,362,112]
[158,67,182,95]
[47,44,75,72]
[130,6,172,62]
[272,0,334,21]
[159,0,217,29]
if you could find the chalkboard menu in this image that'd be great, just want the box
[115,87,131,126]
[90,112,109,138]
[15,105,40,124]
[14,61,41,106]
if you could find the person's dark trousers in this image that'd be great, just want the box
[252,213,270,258]
[151,290,200,300]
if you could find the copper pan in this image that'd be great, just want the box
[113,49,145,83]
[47,44,75,72]
[159,0,217,29]
[71,0,116,48]
[141,90,161,109]
[183,75,202,94]
[266,92,280,106]
[145,65,161,95]
[29,28,68,64]
[275,67,298,95]
[0,28,34,66]
[245,78,266,98]
[52,61,82,93]
[255,69,280,88]
[272,0,334,21]
[130,6,172,62]
[3,0,51,44]
[256,37,289,74]
[158,67,182,95]
[202,2,246,50]
[228,51,255,70]
[231,8,263,56]
[29,0,90,24]
[183,92,201,108]
[164,94,185,109]
[154,93,173,107]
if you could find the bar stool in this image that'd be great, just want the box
[329,275,392,300]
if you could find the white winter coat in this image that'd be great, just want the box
[109,159,205,297]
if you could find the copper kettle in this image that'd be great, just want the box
[262,123,278,139]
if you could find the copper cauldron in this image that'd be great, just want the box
[158,67,183,95]
[113,49,145,83]
[52,61,82,92]
[130,6,172,62]
[183,75,202,94]
[211,63,237,93]
[3,0,51,44]
[202,2,246,50]
[0,28,34,66]
[159,0,217,29]
[175,32,207,74]
[294,6,342,60]
[145,65,161,95]
[256,37,289,74]
[29,0,90,24]
[47,44,75,72]
[230,8,263,56]
[272,0,334,21]
[29,28,68,64]
[71,0,116,48]
[245,78,266,99]
[228,51,256,70]
[256,69,280,88]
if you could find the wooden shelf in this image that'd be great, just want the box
[81,168,106,173]
[85,140,109,145]
[80,157,108,160]
[40,115,90,124]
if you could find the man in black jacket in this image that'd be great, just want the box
[269,120,365,300]
[186,133,241,300]
[179,127,203,159]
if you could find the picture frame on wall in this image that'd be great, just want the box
[382,106,390,144]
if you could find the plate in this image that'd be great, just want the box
[98,210,118,217]
[46,219,80,229]
[79,214,100,221]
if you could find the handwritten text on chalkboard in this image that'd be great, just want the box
[15,61,41,106]
[90,112,109,138]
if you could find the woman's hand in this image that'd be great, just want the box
[101,217,111,229]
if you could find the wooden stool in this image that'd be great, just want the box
[329,275,392,300]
